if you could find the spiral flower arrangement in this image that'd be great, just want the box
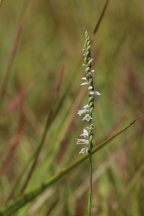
[77,31,101,155]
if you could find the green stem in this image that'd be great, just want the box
[88,150,92,216]
[88,116,93,216]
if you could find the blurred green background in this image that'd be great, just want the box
[0,0,144,215]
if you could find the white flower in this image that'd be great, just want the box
[81,82,88,86]
[82,104,89,109]
[90,69,95,73]
[77,139,88,145]
[79,147,89,154]
[90,90,101,96]
[82,114,92,121]
[80,128,89,137]
[77,109,88,116]
[88,86,93,90]
[81,77,87,80]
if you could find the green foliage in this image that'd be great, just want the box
[0,119,139,216]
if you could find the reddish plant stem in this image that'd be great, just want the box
[0,86,25,178]
[0,0,30,98]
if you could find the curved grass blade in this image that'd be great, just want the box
[0,116,139,216]
[93,0,109,35]
[0,0,30,98]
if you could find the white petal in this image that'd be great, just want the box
[81,82,88,86]
[91,69,95,73]
[82,114,92,121]
[81,77,87,80]
[88,86,93,90]
[82,104,89,109]
[95,91,101,95]
[79,147,89,154]
[77,109,88,116]
[90,91,101,96]
[77,139,88,145]
[80,129,89,137]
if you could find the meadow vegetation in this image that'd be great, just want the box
[0,0,143,215]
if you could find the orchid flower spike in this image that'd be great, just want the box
[76,30,101,155]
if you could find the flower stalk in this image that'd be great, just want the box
[77,31,101,216]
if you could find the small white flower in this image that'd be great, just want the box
[81,77,87,80]
[81,82,88,86]
[88,86,93,90]
[77,109,88,116]
[90,91,101,96]
[79,147,89,154]
[80,128,89,137]
[77,139,88,145]
[82,114,92,121]
[90,69,95,73]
